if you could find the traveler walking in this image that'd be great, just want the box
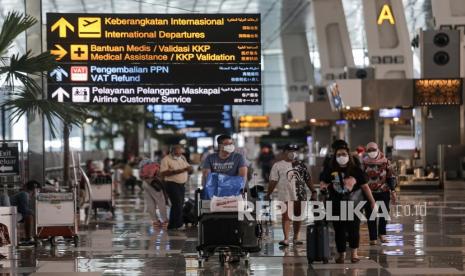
[320,141,376,263]
[160,145,193,230]
[363,142,397,245]
[266,144,315,247]
[139,159,169,228]
[257,145,275,183]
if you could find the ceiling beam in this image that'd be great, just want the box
[263,0,311,50]
[242,0,253,13]
[192,0,198,12]
[110,0,115,13]
[80,0,88,13]
[217,0,227,13]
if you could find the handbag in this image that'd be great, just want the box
[150,178,165,192]
[338,172,364,204]
[347,188,364,205]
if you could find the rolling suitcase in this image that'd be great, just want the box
[307,221,330,264]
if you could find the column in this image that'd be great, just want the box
[362,0,414,79]
[25,0,45,184]
[281,33,315,102]
[312,0,355,83]
[432,0,465,144]
[421,1,465,166]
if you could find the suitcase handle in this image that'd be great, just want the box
[195,188,202,222]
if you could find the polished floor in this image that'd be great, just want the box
[1,181,465,275]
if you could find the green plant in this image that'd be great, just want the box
[0,11,87,136]
[0,11,88,185]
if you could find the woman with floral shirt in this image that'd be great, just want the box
[363,142,397,245]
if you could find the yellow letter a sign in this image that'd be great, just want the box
[377,4,395,25]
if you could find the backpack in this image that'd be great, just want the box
[140,162,160,179]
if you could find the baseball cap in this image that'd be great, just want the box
[284,144,299,151]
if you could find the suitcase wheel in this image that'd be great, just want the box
[322,258,329,264]
[307,258,314,264]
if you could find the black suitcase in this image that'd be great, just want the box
[198,212,261,253]
[307,222,330,264]
[182,198,196,225]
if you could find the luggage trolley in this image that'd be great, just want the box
[35,191,78,246]
[89,173,115,218]
[195,188,262,267]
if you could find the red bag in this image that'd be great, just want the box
[140,162,160,179]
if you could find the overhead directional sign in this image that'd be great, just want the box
[46,13,261,105]
[51,17,74,38]
[50,66,68,82]
[50,44,67,60]
[146,104,233,130]
[0,142,20,177]
[51,87,70,102]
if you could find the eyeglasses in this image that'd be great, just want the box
[367,148,377,153]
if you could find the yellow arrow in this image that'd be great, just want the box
[50,44,67,60]
[51,17,74,38]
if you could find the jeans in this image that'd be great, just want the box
[332,219,360,253]
[0,194,10,207]
[364,191,390,241]
[10,191,33,218]
[165,182,185,229]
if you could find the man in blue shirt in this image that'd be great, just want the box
[202,134,248,186]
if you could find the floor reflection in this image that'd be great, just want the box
[0,187,462,275]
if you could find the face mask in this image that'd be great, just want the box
[336,156,349,166]
[287,152,298,160]
[172,155,180,160]
[368,151,378,159]
[208,149,214,154]
[223,144,235,153]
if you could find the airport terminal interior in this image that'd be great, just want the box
[2,0,465,275]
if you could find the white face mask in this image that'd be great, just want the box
[172,154,180,160]
[223,144,235,153]
[208,149,214,154]
[336,156,349,166]
[368,151,378,159]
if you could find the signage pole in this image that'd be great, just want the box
[1,106,5,140]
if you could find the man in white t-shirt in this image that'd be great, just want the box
[266,144,315,247]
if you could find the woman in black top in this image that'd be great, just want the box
[320,142,376,264]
